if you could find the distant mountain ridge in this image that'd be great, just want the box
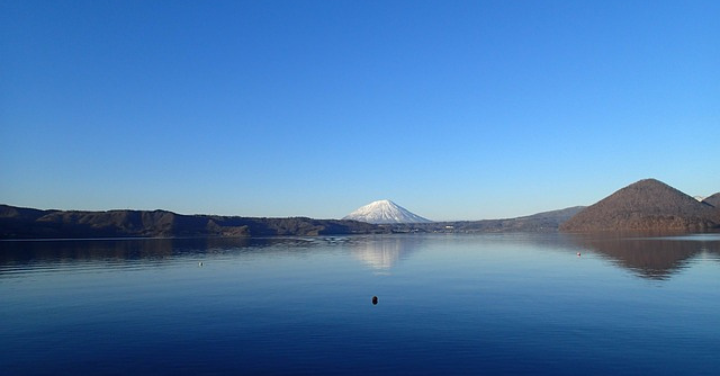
[1,204,582,239]
[343,200,432,224]
[703,193,720,208]
[393,206,586,233]
[3,179,718,239]
[0,205,382,239]
[560,179,719,232]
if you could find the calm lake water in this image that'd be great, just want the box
[2,233,719,375]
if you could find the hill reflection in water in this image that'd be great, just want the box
[0,237,323,273]
[568,233,720,280]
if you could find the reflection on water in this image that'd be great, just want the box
[349,235,422,271]
[0,237,323,274]
[1,238,174,265]
[4,234,719,282]
[3,233,720,282]
[569,233,720,280]
[2,233,720,375]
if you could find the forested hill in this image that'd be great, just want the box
[0,205,383,239]
[560,179,720,233]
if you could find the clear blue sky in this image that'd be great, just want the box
[1,0,718,220]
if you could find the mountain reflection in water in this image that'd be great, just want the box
[568,233,720,280]
[349,236,422,270]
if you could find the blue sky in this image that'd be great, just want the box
[1,0,718,220]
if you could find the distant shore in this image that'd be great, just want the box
[1,204,583,240]
[3,178,719,240]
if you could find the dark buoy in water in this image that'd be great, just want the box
[577,252,581,257]
[372,296,378,305]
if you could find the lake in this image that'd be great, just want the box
[2,233,719,375]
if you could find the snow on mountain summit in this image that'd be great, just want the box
[343,199,432,224]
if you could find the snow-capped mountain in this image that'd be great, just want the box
[343,199,432,224]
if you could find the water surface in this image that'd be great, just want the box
[2,234,719,375]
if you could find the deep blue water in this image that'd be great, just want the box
[2,233,719,375]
